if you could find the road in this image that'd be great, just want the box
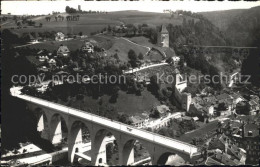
[123,62,168,74]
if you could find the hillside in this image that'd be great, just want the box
[3,10,197,36]
[200,9,245,31]
[201,6,260,46]
[225,6,260,46]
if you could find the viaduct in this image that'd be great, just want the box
[11,87,198,166]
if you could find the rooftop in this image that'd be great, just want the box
[130,115,145,124]
[160,24,168,34]
[216,93,231,101]
[156,105,170,114]
[57,45,70,53]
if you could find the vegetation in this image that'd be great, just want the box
[65,6,77,14]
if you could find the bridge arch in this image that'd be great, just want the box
[157,152,186,165]
[49,113,68,145]
[33,107,50,140]
[92,129,120,166]
[121,138,152,165]
[68,120,91,163]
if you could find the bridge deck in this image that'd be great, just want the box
[11,87,198,156]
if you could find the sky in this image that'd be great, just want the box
[2,0,260,15]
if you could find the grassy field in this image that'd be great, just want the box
[68,89,160,117]
[106,37,149,62]
[4,10,195,36]
[26,34,148,62]
[127,36,156,48]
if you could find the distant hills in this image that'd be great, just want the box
[200,9,246,31]
[201,6,260,46]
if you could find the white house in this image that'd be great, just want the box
[55,32,65,41]
[57,45,70,57]
[171,56,180,66]
[82,41,94,53]
[48,59,56,66]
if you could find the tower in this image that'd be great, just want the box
[78,5,81,11]
[182,93,192,112]
[157,24,169,48]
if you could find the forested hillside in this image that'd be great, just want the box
[202,6,260,47]
[200,9,245,31]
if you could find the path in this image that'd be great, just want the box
[183,45,258,49]
[123,62,168,74]
[14,41,42,48]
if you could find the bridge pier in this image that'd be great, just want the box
[37,114,49,140]
[119,139,135,165]
[68,123,83,163]
[91,129,108,166]
[49,115,62,145]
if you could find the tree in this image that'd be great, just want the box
[65,6,77,14]
[128,49,138,68]
[107,25,112,32]
[150,109,160,118]
[138,53,144,60]
[128,49,137,61]
[17,22,22,28]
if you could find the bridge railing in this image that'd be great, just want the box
[12,89,198,155]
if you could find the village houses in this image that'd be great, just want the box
[55,32,65,41]
[57,44,70,57]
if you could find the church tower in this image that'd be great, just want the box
[157,24,169,48]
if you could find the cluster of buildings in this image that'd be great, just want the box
[129,105,183,130]
[217,117,260,165]
[28,38,99,73]
[174,80,259,121]
[206,134,247,165]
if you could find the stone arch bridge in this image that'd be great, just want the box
[11,90,198,166]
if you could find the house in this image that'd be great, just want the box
[202,105,214,116]
[216,93,232,103]
[37,50,49,62]
[155,105,170,116]
[223,119,260,165]
[207,134,246,165]
[57,45,70,57]
[247,95,259,115]
[171,56,180,66]
[28,33,38,43]
[55,32,65,41]
[189,102,203,116]
[81,41,94,53]
[48,59,56,66]
[216,94,235,112]
[230,93,246,104]
[129,115,149,128]
[37,66,48,72]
